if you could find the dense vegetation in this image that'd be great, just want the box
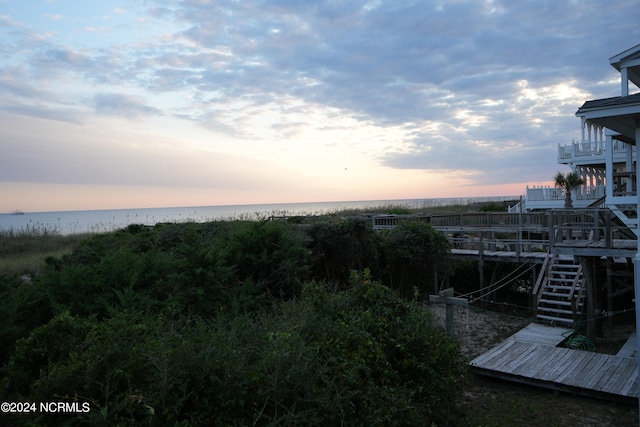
[0,218,470,426]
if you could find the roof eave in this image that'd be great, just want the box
[609,43,640,68]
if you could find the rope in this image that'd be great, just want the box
[461,263,537,303]
[562,330,596,351]
[456,262,531,298]
[457,262,535,300]
[563,277,598,351]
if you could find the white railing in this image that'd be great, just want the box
[558,139,632,163]
[526,185,605,201]
[516,185,606,211]
[526,186,564,201]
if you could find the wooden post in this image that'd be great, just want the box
[478,231,484,290]
[604,209,611,249]
[606,257,613,329]
[517,198,522,261]
[429,288,469,334]
[581,257,597,342]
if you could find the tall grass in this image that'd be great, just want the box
[0,226,93,275]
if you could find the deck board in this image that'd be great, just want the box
[617,332,637,358]
[470,323,638,400]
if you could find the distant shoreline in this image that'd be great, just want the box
[2,195,520,216]
[1,196,520,235]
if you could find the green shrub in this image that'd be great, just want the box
[222,220,310,303]
[0,273,55,367]
[380,221,451,296]
[300,272,467,425]
[479,202,505,212]
[306,218,381,285]
[5,275,467,426]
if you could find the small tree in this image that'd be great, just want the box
[554,171,584,208]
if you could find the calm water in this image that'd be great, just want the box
[0,196,517,235]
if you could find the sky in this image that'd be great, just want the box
[1,0,640,212]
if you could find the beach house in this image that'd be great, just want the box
[524,43,640,330]
[466,44,640,402]
[519,43,640,216]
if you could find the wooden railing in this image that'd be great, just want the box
[548,208,636,250]
[532,253,553,307]
[428,211,548,229]
[366,212,552,256]
[365,209,637,256]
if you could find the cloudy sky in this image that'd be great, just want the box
[1,0,639,212]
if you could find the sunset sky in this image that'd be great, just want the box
[1,0,639,212]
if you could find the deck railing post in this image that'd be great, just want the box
[548,211,555,250]
[517,207,523,260]
[478,231,484,289]
[605,209,611,249]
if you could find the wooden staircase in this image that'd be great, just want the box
[607,204,638,238]
[533,254,584,327]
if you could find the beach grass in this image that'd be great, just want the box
[0,199,511,275]
[0,227,93,275]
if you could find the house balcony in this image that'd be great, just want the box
[521,185,605,211]
[558,139,634,166]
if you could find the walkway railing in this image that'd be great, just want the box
[365,209,637,257]
[548,209,636,250]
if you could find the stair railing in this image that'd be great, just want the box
[568,262,584,325]
[532,253,553,313]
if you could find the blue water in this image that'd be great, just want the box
[0,197,517,235]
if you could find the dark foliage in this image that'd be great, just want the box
[5,275,466,426]
[0,218,467,425]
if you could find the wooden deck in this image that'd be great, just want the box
[451,248,550,263]
[553,238,638,257]
[470,323,638,402]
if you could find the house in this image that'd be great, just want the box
[536,44,640,332]
[575,44,640,234]
[469,45,640,402]
[516,43,640,220]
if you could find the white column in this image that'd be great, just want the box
[606,134,613,200]
[622,67,629,96]
[634,120,640,416]
[627,142,634,193]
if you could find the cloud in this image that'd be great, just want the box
[0,14,21,27]
[0,104,84,125]
[0,113,304,191]
[1,0,640,205]
[93,93,163,119]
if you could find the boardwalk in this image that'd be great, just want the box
[470,323,638,402]
[363,208,638,259]
[451,248,550,263]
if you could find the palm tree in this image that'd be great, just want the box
[554,171,584,208]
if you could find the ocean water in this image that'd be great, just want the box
[0,196,517,235]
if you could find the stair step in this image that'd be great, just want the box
[552,266,580,271]
[542,287,574,293]
[537,306,574,315]
[539,299,573,306]
[549,274,579,282]
[536,255,583,323]
[541,293,573,299]
[550,268,580,273]
[536,314,574,325]
[545,285,579,291]
[548,278,578,284]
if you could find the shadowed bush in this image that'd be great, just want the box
[6,274,467,426]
